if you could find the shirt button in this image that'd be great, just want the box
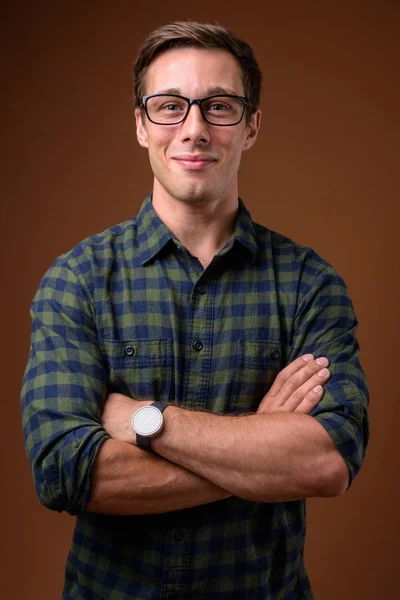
[197,284,207,294]
[174,529,184,541]
[124,345,135,357]
[270,348,280,360]
[192,340,203,352]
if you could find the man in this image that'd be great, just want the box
[21,21,369,599]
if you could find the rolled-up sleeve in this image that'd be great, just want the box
[21,257,110,515]
[292,262,369,485]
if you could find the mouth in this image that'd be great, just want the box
[172,155,216,170]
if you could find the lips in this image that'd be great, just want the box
[172,154,216,170]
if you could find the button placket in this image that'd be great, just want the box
[161,526,191,600]
[174,529,185,541]
[181,277,214,409]
[192,339,204,352]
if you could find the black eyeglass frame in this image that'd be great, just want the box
[141,93,250,126]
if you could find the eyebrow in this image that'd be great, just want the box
[152,86,242,97]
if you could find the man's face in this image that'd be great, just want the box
[135,47,260,206]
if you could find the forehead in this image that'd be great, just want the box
[144,47,244,96]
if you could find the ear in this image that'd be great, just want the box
[243,110,261,151]
[135,108,148,148]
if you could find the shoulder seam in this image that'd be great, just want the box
[62,255,98,334]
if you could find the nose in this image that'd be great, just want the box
[179,102,210,144]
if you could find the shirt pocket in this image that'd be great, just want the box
[230,340,291,413]
[102,339,173,403]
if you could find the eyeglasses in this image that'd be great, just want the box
[141,94,249,126]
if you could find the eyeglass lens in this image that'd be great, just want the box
[146,95,245,125]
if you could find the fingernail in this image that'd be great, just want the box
[316,357,328,366]
[302,354,314,362]
[318,368,330,377]
[313,385,323,393]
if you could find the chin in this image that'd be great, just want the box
[153,167,223,205]
[166,183,216,205]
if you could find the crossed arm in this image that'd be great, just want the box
[22,261,368,517]
[87,354,349,515]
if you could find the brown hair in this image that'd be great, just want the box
[133,21,262,118]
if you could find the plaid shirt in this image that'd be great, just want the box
[21,196,369,599]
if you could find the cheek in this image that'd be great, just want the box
[146,135,174,176]
[148,126,175,150]
[219,139,244,172]
[148,137,174,166]
[217,129,245,152]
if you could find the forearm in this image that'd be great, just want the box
[152,407,349,502]
[87,438,231,515]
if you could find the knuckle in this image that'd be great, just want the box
[286,374,299,389]
[290,389,303,403]
[274,371,286,385]
[295,401,313,414]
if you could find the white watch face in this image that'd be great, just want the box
[132,406,163,437]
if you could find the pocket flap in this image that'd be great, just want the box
[102,339,173,367]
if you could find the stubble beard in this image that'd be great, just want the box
[155,173,218,207]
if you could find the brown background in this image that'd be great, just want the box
[1,1,399,598]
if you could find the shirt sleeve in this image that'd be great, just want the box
[291,260,370,486]
[21,257,110,515]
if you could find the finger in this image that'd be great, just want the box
[267,354,315,396]
[274,357,329,405]
[282,367,331,412]
[294,384,325,415]
[294,384,325,414]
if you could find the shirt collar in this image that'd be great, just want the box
[136,195,177,266]
[137,194,259,266]
[220,198,259,263]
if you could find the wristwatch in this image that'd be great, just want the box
[131,401,169,451]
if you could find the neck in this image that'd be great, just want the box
[152,185,239,264]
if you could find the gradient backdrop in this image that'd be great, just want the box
[2,1,399,598]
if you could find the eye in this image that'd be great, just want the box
[208,102,230,111]
[162,102,183,112]
[158,99,187,113]
[147,96,187,115]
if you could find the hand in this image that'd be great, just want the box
[257,354,330,414]
[101,392,150,444]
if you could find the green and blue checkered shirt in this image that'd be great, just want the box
[21,196,369,599]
